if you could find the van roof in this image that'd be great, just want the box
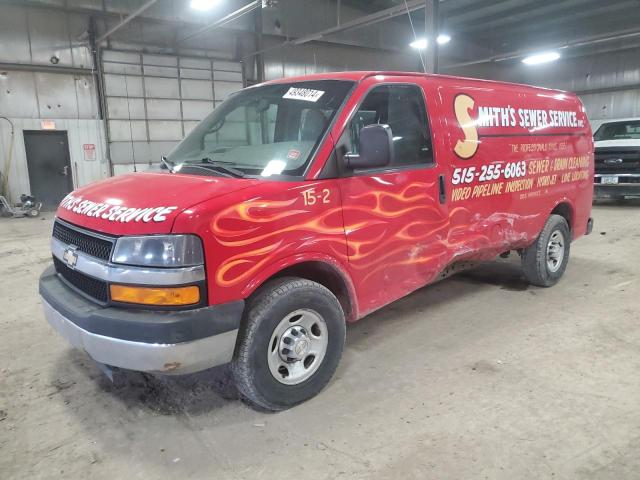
[262,71,576,97]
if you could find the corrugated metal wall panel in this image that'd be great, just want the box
[0,5,30,63]
[0,72,40,118]
[28,10,73,66]
[262,40,421,81]
[0,71,98,120]
[581,89,640,121]
[34,73,81,118]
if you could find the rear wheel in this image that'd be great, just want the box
[231,277,345,411]
[522,214,571,287]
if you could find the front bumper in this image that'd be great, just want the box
[40,265,244,375]
[594,184,640,198]
[594,174,640,198]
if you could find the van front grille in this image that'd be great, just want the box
[52,220,115,261]
[53,256,109,303]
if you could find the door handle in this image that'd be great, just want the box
[62,166,69,176]
[438,174,446,204]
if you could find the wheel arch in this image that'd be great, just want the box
[241,254,358,322]
[550,199,575,235]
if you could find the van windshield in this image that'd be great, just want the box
[594,120,640,141]
[167,80,354,178]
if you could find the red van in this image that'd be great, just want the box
[40,72,594,410]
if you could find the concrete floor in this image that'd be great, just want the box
[1,201,640,479]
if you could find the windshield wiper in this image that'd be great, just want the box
[161,155,176,172]
[200,158,245,178]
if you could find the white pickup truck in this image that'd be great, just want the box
[593,118,640,199]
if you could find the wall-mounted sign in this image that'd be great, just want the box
[83,144,96,161]
[41,120,56,130]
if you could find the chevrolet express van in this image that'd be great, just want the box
[40,72,594,410]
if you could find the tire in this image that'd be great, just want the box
[521,214,571,287]
[231,277,346,411]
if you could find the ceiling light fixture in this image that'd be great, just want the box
[409,38,428,50]
[522,51,561,65]
[190,0,219,11]
[436,34,451,45]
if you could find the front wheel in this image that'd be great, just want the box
[231,277,345,411]
[521,214,571,287]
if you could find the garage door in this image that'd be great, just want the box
[101,50,243,175]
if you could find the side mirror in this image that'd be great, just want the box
[345,124,393,169]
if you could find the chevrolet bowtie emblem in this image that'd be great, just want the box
[62,246,79,269]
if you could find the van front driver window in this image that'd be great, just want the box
[347,84,433,167]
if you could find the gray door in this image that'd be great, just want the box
[23,131,73,210]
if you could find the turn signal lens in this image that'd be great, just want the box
[110,285,200,306]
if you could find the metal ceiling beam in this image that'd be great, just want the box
[4,0,407,54]
[96,0,158,44]
[441,26,640,69]
[176,1,261,46]
[243,0,440,59]
[0,62,93,76]
[445,0,533,26]
[289,0,429,46]
[491,6,639,48]
[458,0,636,33]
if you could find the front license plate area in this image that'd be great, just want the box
[601,176,619,185]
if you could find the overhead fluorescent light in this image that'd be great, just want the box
[436,34,451,45]
[522,51,561,65]
[410,38,428,50]
[190,0,219,11]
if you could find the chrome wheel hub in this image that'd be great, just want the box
[546,230,565,273]
[280,325,311,361]
[267,309,328,385]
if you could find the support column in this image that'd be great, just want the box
[254,1,265,83]
[88,16,113,177]
[425,0,438,73]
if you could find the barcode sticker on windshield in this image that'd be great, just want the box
[283,87,325,102]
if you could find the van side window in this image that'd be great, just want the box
[347,84,433,167]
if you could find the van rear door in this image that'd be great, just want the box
[335,78,449,314]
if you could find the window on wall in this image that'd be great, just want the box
[346,84,434,167]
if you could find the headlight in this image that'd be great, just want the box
[112,235,204,268]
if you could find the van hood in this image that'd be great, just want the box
[56,172,259,235]
[595,139,640,148]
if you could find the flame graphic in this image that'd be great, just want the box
[210,181,492,288]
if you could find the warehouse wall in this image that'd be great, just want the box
[263,40,421,80]
[0,119,107,201]
[258,0,422,80]
[0,4,109,203]
[444,48,640,124]
[0,3,245,203]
